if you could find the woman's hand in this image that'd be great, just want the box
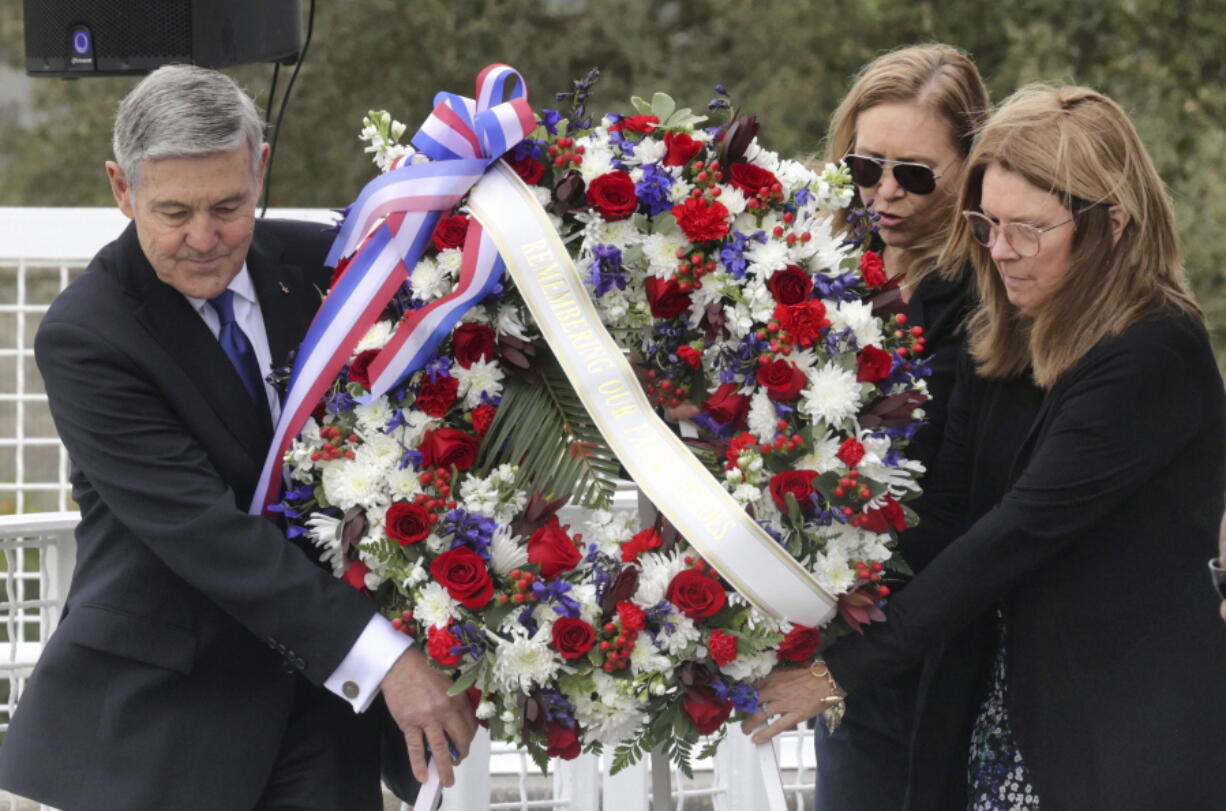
[740,665,843,744]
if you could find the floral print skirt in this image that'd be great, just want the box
[967,614,1041,810]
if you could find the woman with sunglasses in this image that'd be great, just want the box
[808,44,990,809]
[750,84,1226,810]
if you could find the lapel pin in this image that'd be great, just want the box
[279,282,290,294]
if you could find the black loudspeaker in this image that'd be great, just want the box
[23,0,302,77]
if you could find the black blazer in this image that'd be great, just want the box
[0,221,383,810]
[826,310,1226,810]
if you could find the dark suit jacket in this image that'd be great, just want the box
[826,310,1226,810]
[0,220,384,810]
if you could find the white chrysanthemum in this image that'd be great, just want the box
[305,512,344,575]
[491,629,564,693]
[719,185,749,217]
[626,138,666,166]
[634,550,686,606]
[719,649,777,683]
[391,409,435,450]
[813,551,856,595]
[453,358,504,409]
[353,398,394,436]
[354,431,402,473]
[830,300,884,349]
[496,302,531,341]
[576,134,616,183]
[489,525,528,576]
[800,363,863,427]
[689,271,726,312]
[656,609,701,656]
[409,257,450,301]
[629,633,673,676]
[571,671,648,744]
[668,177,695,203]
[596,290,632,323]
[641,232,688,279]
[415,581,462,629]
[584,217,640,250]
[748,388,779,443]
[745,139,781,173]
[459,473,501,517]
[744,238,791,278]
[793,428,843,474]
[321,457,390,511]
[775,158,817,195]
[384,467,423,501]
[743,278,777,323]
[355,320,396,353]
[435,248,463,279]
[570,583,602,625]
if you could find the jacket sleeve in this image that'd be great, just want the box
[36,317,376,686]
[825,322,1205,693]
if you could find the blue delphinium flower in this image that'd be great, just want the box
[588,244,629,296]
[440,508,499,558]
[539,109,563,135]
[533,579,582,618]
[712,677,761,714]
[635,164,675,216]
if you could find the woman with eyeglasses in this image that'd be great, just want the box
[805,44,991,810]
[749,84,1226,810]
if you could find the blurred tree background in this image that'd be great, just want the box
[0,0,1222,367]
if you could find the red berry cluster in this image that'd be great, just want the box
[829,470,881,526]
[310,424,358,462]
[598,618,637,673]
[770,211,813,247]
[643,369,692,409]
[744,179,785,211]
[412,468,458,516]
[390,608,419,636]
[495,568,540,606]
[888,313,927,359]
[759,418,804,456]
[546,136,585,168]
[673,247,718,291]
[853,560,891,597]
[755,318,798,358]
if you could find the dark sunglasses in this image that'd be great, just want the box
[842,153,942,195]
[1210,558,1226,600]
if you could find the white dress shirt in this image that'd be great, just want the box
[185,265,411,711]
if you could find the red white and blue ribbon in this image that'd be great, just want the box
[248,64,535,515]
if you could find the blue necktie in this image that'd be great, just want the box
[208,289,272,428]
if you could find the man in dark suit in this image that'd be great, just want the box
[0,65,475,810]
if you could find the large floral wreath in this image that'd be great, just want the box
[274,73,931,772]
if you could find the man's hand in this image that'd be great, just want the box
[381,646,478,787]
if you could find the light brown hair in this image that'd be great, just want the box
[823,44,990,284]
[942,84,1202,387]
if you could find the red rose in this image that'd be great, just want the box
[756,358,807,402]
[860,496,907,533]
[431,214,470,251]
[701,383,750,430]
[729,162,780,198]
[621,527,663,563]
[616,600,646,631]
[586,171,638,220]
[415,375,459,417]
[611,114,659,134]
[527,516,581,579]
[776,624,821,662]
[836,438,865,468]
[426,624,462,667]
[471,403,497,438]
[452,322,497,368]
[507,153,546,185]
[431,547,494,610]
[856,345,894,383]
[348,349,380,389]
[708,629,739,667]
[672,196,731,242]
[663,131,704,166]
[676,345,702,369]
[681,686,732,735]
[860,250,887,289]
[550,616,596,660]
[644,276,693,319]
[386,501,432,545]
[545,722,582,760]
[775,299,829,347]
[767,264,813,305]
[666,569,727,621]
[769,470,818,512]
[419,427,480,471]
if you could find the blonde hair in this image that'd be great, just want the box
[823,44,990,284]
[942,84,1202,387]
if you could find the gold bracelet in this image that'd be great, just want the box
[808,659,846,733]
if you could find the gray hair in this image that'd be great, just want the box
[113,64,264,188]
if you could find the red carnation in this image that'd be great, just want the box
[666,569,726,621]
[708,629,739,667]
[452,322,497,368]
[856,345,894,383]
[645,276,693,319]
[860,250,887,289]
[729,162,780,198]
[551,616,597,660]
[611,114,659,134]
[430,547,494,609]
[616,600,646,631]
[861,496,907,533]
[385,501,432,546]
[681,686,732,735]
[545,721,582,760]
[677,344,703,369]
[725,431,758,468]
[586,171,638,220]
[415,375,459,417]
[836,438,866,468]
[426,625,463,667]
[775,299,829,347]
[419,427,480,471]
[471,403,497,438]
[431,214,469,251]
[672,196,731,242]
[527,516,582,579]
[756,358,807,402]
[347,349,380,389]
[768,264,814,305]
[769,470,818,512]
[621,527,663,563]
[507,153,546,185]
[777,624,821,662]
[663,131,704,166]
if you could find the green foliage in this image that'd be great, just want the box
[0,0,1221,369]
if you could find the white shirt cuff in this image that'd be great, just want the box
[324,614,413,712]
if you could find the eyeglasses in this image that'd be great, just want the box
[1210,558,1226,601]
[961,210,1077,258]
[842,153,942,195]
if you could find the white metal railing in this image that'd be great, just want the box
[0,208,818,809]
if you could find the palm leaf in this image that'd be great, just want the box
[477,354,622,509]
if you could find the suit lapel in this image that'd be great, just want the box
[246,229,322,386]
